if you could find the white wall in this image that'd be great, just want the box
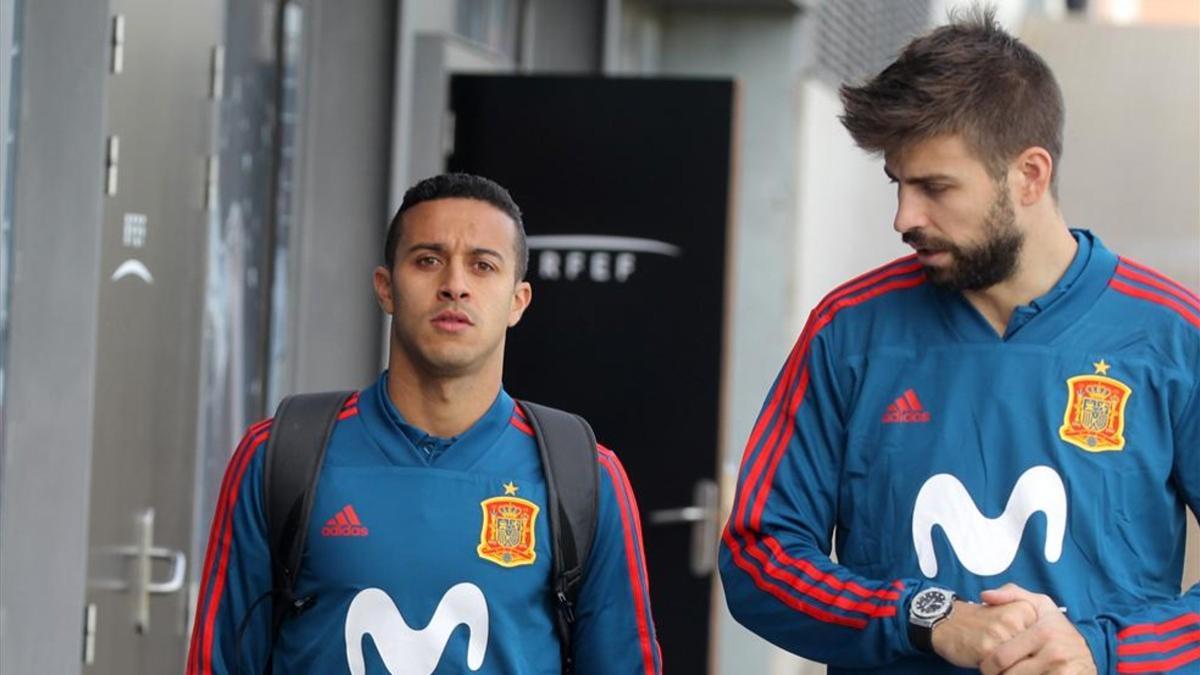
[1022,17,1200,291]
[932,0,1038,29]
[792,79,907,334]
[650,6,815,673]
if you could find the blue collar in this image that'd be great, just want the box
[358,371,516,467]
[1030,228,1092,311]
[935,229,1117,343]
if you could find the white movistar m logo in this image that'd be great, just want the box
[912,465,1067,577]
[345,584,489,675]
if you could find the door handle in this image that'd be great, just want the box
[90,508,187,633]
[648,479,719,577]
[649,506,712,524]
[91,546,186,593]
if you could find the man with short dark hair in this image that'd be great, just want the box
[720,9,1198,674]
[189,173,662,674]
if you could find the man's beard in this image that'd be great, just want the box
[903,186,1023,291]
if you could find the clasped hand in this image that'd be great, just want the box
[930,583,1097,674]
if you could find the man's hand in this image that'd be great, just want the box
[978,583,1097,675]
[930,597,1038,668]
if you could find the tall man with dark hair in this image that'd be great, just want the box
[720,9,1198,675]
[189,173,662,674]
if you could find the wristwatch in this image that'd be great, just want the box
[908,587,957,653]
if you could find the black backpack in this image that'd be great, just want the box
[261,391,599,674]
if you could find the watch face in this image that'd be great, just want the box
[914,589,950,619]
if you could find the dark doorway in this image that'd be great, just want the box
[448,74,735,674]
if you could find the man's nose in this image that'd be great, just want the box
[893,190,928,235]
[438,262,470,300]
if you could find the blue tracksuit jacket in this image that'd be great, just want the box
[720,230,1199,673]
[189,375,661,674]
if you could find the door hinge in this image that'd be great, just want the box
[105,136,120,197]
[209,45,224,100]
[110,15,125,75]
[204,154,218,212]
[82,603,97,664]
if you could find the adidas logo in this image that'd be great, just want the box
[882,389,931,424]
[322,504,369,537]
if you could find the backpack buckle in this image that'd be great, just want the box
[556,589,576,624]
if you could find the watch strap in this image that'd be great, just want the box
[908,619,935,653]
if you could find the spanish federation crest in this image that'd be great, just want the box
[1059,360,1131,452]
[477,495,539,568]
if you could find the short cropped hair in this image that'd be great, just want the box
[839,7,1064,195]
[385,173,528,280]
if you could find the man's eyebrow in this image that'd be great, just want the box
[406,243,506,260]
[470,247,505,260]
[908,173,956,184]
[883,168,956,184]
[407,242,446,255]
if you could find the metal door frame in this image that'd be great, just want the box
[0,1,109,673]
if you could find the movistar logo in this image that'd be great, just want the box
[527,234,682,283]
[911,465,1067,577]
[345,584,489,675]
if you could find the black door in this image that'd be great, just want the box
[448,74,735,674]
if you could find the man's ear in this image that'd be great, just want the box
[508,280,532,327]
[373,265,395,315]
[1012,146,1054,206]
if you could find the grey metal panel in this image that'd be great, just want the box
[0,0,13,248]
[190,2,287,611]
[0,0,109,672]
[83,0,221,670]
[288,0,395,394]
[0,0,18,493]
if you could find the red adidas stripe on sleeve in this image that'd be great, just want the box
[187,420,272,675]
[1118,257,1200,304]
[598,446,662,675]
[725,256,922,629]
[1115,613,1200,673]
[1111,260,1200,329]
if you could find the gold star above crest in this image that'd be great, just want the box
[503,481,519,496]
[1093,359,1110,376]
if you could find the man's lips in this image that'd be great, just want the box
[431,310,474,331]
[902,233,943,253]
[915,248,950,264]
[904,236,950,262]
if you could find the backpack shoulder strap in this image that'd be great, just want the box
[517,400,599,674]
[262,390,355,638]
